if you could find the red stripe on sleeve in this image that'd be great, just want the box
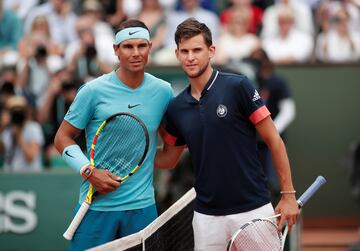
[249,106,271,124]
[158,125,177,146]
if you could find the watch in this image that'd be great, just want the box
[82,166,94,180]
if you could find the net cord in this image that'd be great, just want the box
[88,188,196,251]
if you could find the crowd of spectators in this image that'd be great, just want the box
[0,0,359,171]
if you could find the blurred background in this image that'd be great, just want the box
[0,0,359,250]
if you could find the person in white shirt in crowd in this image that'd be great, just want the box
[215,7,261,65]
[24,0,78,47]
[315,6,360,63]
[153,0,220,65]
[65,0,117,67]
[0,96,44,172]
[261,0,314,39]
[262,5,314,64]
[65,15,113,82]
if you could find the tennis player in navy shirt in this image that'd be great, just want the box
[155,18,299,251]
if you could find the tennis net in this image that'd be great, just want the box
[89,188,196,251]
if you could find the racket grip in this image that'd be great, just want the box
[297,176,326,208]
[63,202,90,240]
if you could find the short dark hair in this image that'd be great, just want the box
[175,18,213,48]
[117,19,149,32]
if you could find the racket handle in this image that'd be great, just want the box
[297,176,326,208]
[63,202,90,240]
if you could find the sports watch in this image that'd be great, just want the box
[81,166,94,180]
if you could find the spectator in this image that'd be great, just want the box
[0,96,44,172]
[261,0,314,38]
[220,0,264,35]
[315,7,360,63]
[24,0,78,47]
[18,15,63,59]
[0,0,23,68]
[215,6,261,65]
[17,33,54,107]
[79,0,118,66]
[137,0,168,57]
[66,15,113,82]
[102,0,128,32]
[262,5,314,64]
[3,0,38,20]
[249,48,296,202]
[153,0,220,65]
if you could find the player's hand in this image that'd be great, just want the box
[88,169,121,194]
[275,193,299,232]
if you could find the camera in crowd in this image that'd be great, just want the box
[7,96,28,127]
[85,45,97,59]
[35,45,48,59]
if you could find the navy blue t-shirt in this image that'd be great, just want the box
[161,70,271,215]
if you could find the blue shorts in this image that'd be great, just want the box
[69,204,157,251]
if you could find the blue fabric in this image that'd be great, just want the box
[64,70,173,211]
[163,70,271,215]
[69,204,157,251]
[62,144,89,173]
[0,9,23,49]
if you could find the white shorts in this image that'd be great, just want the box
[192,203,275,251]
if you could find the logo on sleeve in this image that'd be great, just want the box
[252,90,261,102]
[65,151,74,158]
[216,104,227,118]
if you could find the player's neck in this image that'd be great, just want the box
[189,67,213,100]
[117,68,145,89]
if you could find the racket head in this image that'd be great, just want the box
[90,112,149,182]
[227,218,283,251]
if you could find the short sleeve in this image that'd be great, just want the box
[236,77,270,124]
[64,84,94,129]
[159,110,186,146]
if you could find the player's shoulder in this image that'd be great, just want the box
[78,72,113,91]
[218,71,250,87]
[217,71,257,96]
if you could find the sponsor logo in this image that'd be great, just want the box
[0,191,38,234]
[216,104,227,117]
[128,104,140,109]
[252,90,261,102]
[65,150,74,158]
[129,31,140,35]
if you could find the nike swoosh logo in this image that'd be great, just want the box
[129,31,140,35]
[65,150,74,158]
[128,104,140,109]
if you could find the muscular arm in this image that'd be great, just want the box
[155,143,185,170]
[255,116,299,231]
[54,120,120,194]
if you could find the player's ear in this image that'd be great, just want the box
[175,48,179,60]
[209,45,215,59]
[113,44,119,54]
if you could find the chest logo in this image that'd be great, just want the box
[128,104,140,109]
[216,104,227,118]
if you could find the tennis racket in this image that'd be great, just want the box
[63,112,149,240]
[227,175,327,251]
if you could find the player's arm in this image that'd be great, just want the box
[255,116,299,231]
[155,143,185,169]
[54,120,120,194]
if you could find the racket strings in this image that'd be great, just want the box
[232,220,281,251]
[94,115,147,177]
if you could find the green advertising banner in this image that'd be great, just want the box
[0,170,80,251]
